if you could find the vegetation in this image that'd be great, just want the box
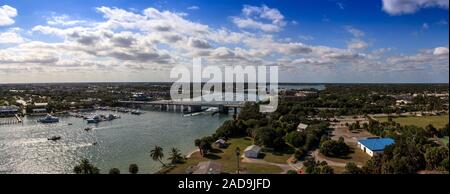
[73,159,100,174]
[128,164,139,174]
[375,115,449,129]
[319,137,351,158]
[150,146,167,167]
[303,157,334,174]
[109,168,121,174]
[168,148,184,164]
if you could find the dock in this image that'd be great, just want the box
[0,114,22,125]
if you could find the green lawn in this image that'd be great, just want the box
[261,147,294,164]
[317,144,371,167]
[439,136,449,145]
[161,137,283,174]
[375,115,449,129]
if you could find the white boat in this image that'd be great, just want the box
[87,115,101,123]
[38,114,59,123]
[131,110,142,115]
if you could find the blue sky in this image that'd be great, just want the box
[0,0,448,83]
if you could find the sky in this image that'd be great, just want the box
[0,0,448,83]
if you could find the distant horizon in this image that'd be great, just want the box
[0,0,448,83]
[0,81,449,85]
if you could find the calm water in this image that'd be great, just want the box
[0,110,230,174]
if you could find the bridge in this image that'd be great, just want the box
[118,100,248,114]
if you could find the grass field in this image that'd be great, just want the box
[317,144,371,167]
[161,137,284,174]
[439,136,449,145]
[375,115,448,129]
[261,147,294,164]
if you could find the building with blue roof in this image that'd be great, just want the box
[357,137,395,157]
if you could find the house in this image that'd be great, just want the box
[214,139,227,148]
[34,103,48,108]
[244,145,261,158]
[187,161,223,174]
[358,137,395,157]
[297,123,308,132]
[0,106,19,116]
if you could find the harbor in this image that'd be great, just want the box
[0,109,230,174]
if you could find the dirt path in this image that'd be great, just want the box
[312,150,362,168]
[241,157,296,174]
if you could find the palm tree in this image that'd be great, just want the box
[168,147,184,164]
[235,147,241,174]
[129,164,139,174]
[73,159,100,174]
[150,145,166,167]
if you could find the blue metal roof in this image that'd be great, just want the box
[358,138,395,151]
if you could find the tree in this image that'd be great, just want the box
[285,131,305,148]
[425,124,438,138]
[424,147,449,170]
[319,138,350,157]
[109,168,121,174]
[235,147,241,174]
[129,164,139,174]
[73,159,100,174]
[195,137,213,156]
[344,162,363,174]
[150,145,166,167]
[168,148,184,164]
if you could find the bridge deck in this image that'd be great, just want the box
[118,100,247,108]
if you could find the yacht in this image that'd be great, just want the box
[131,110,142,115]
[87,115,101,124]
[48,136,61,141]
[37,114,60,123]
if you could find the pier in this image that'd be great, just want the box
[0,114,22,125]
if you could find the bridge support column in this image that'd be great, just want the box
[190,105,202,112]
[219,106,229,114]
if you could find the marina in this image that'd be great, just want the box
[0,109,230,174]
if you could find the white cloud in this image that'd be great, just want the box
[0,5,17,26]
[232,17,282,32]
[337,2,345,10]
[382,0,449,15]
[232,5,286,32]
[422,22,429,30]
[0,28,25,44]
[1,6,448,82]
[345,26,365,37]
[187,6,200,10]
[433,47,449,55]
[47,14,87,26]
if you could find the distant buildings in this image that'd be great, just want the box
[32,102,48,114]
[358,137,395,157]
[0,106,19,116]
[244,145,261,158]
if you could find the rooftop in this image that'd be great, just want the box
[358,138,395,151]
[244,145,261,153]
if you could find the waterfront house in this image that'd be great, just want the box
[244,145,261,158]
[357,137,395,157]
[214,139,227,148]
[0,106,19,116]
[187,161,223,174]
[297,123,308,132]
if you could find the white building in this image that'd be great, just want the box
[357,138,395,157]
[297,123,308,132]
[244,145,261,158]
